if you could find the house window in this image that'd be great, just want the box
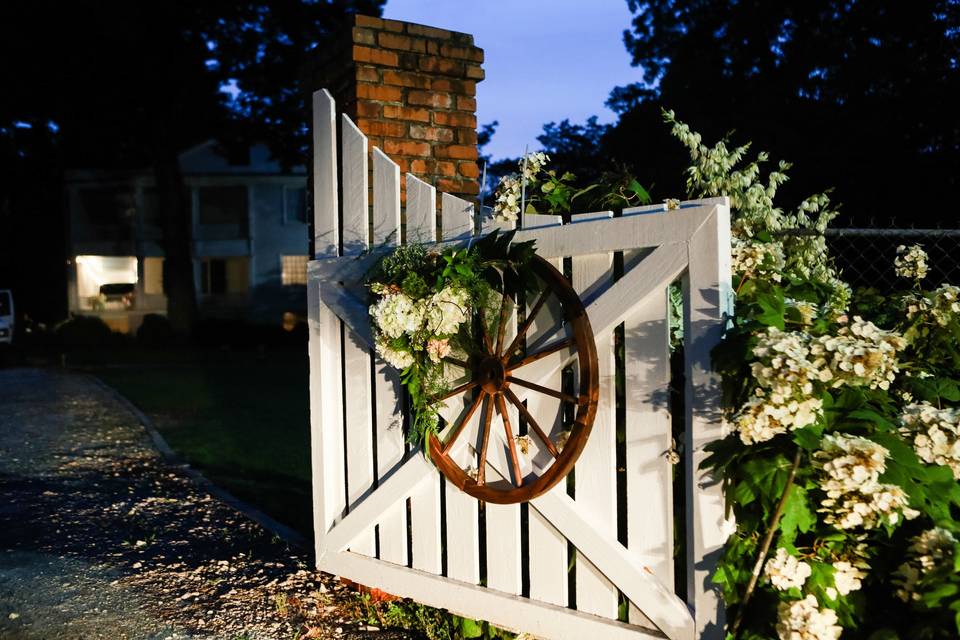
[198,185,248,226]
[75,255,138,310]
[200,257,249,294]
[143,257,164,295]
[284,186,307,223]
[281,255,308,285]
[80,188,134,226]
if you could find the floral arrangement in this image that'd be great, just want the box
[366,230,537,448]
[665,112,960,639]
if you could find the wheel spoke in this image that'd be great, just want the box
[495,393,524,487]
[502,286,551,360]
[506,376,579,404]
[479,306,494,354]
[476,395,494,485]
[506,337,575,370]
[443,356,470,369]
[429,380,479,404]
[441,391,485,454]
[503,387,559,459]
[495,293,512,355]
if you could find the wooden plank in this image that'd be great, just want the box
[406,174,437,244]
[440,199,480,585]
[323,551,666,640]
[525,248,568,608]
[371,146,407,565]
[310,90,345,563]
[683,203,733,640]
[441,192,475,241]
[405,173,442,574]
[624,267,674,623]
[340,115,375,557]
[570,212,618,619]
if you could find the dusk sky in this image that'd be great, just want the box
[383,0,646,161]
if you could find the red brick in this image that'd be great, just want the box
[456,96,476,112]
[437,144,477,160]
[357,118,407,137]
[355,101,382,118]
[381,70,431,89]
[383,104,431,122]
[431,78,476,96]
[352,46,398,67]
[436,161,456,177]
[384,139,431,157]
[381,18,405,33]
[433,111,477,128]
[440,43,484,63]
[355,15,383,29]
[458,162,480,178]
[352,27,376,46]
[418,56,464,77]
[406,23,452,40]
[457,128,478,145]
[356,65,379,82]
[357,83,402,102]
[426,41,440,55]
[409,124,454,143]
[378,32,426,53]
[437,178,479,195]
[465,64,485,80]
[407,90,451,109]
[409,159,436,174]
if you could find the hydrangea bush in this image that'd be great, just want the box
[663,111,960,639]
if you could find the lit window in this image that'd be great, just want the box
[75,255,137,310]
[144,257,164,295]
[281,255,308,285]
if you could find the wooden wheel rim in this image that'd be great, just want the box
[427,255,599,504]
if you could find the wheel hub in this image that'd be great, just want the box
[477,357,506,394]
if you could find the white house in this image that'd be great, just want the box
[64,141,309,334]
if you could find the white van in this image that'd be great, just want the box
[0,289,13,345]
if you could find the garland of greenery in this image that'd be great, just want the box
[366,229,537,450]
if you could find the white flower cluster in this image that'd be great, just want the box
[734,328,826,444]
[829,559,867,598]
[370,286,471,372]
[493,152,550,223]
[776,595,842,640]
[905,284,960,327]
[809,317,905,391]
[900,401,960,479]
[894,244,929,280]
[764,547,812,591]
[815,434,919,530]
[893,527,957,602]
[732,238,786,282]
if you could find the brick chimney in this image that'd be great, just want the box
[309,15,484,202]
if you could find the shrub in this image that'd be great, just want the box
[136,313,175,346]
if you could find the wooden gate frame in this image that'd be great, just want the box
[307,90,733,640]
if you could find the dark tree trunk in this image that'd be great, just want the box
[153,142,198,335]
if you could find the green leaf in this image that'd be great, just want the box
[456,616,484,638]
[779,484,816,545]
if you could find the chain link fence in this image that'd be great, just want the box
[785,224,960,292]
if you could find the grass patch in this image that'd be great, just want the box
[92,347,313,535]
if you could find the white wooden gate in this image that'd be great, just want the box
[307,89,732,640]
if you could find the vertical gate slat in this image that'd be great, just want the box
[524,215,568,607]
[372,147,407,565]
[684,206,733,639]
[440,193,480,584]
[310,90,345,560]
[624,244,674,622]
[405,174,442,574]
[340,115,375,556]
[570,211,619,619]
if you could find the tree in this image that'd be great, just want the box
[609,0,960,224]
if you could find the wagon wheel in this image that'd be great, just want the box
[427,255,599,504]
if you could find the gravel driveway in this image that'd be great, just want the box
[0,368,417,640]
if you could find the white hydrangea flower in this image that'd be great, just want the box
[905,284,960,327]
[893,527,957,602]
[815,434,919,530]
[809,317,905,391]
[423,286,470,336]
[900,402,960,479]
[764,547,812,591]
[832,560,867,596]
[370,293,423,339]
[520,151,549,181]
[894,244,928,280]
[776,595,842,640]
[493,173,522,222]
[375,334,414,370]
[732,238,786,283]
